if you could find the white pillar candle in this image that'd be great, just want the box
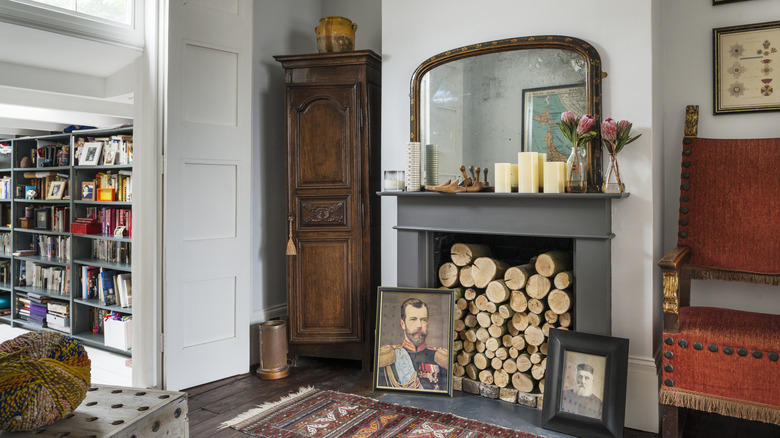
[543,162,563,193]
[509,164,518,191]
[537,153,547,190]
[494,163,511,193]
[517,152,539,193]
[558,162,568,193]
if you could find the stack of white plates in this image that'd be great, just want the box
[425,144,439,185]
[406,142,421,192]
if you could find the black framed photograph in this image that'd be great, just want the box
[541,328,629,438]
[373,287,454,396]
[34,208,50,230]
[714,20,780,114]
[521,83,587,161]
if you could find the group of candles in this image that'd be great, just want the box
[494,152,569,193]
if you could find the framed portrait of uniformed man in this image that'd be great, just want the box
[373,287,454,396]
[542,329,629,438]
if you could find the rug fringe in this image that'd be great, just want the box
[660,388,780,425]
[219,386,317,430]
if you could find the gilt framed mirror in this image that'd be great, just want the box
[410,36,604,192]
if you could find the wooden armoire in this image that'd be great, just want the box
[274,51,381,370]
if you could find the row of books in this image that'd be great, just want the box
[33,140,70,168]
[91,170,132,202]
[85,207,132,237]
[0,260,9,284]
[92,239,131,265]
[81,266,132,308]
[32,234,71,262]
[19,260,71,296]
[0,176,10,200]
[0,232,9,254]
[16,292,70,333]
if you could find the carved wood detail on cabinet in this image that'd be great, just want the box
[276,51,381,369]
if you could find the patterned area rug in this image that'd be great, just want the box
[222,387,540,438]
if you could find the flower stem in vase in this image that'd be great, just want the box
[566,145,587,193]
[602,153,625,193]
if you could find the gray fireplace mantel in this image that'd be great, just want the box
[380,191,629,336]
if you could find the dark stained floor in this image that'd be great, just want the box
[184,357,662,438]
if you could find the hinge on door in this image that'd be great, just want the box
[159,155,166,176]
[159,332,165,353]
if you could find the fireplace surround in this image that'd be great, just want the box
[381,191,627,336]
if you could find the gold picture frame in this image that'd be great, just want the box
[373,287,454,396]
[46,180,66,200]
[714,20,780,114]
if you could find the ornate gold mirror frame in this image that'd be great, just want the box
[410,35,605,192]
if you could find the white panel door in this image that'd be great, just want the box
[162,0,252,390]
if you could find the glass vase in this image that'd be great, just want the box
[566,145,587,193]
[602,153,625,193]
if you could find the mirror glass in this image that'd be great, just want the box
[411,37,602,189]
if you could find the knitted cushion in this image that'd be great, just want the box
[0,331,91,432]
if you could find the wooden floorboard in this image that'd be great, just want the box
[185,356,659,438]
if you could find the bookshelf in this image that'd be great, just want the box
[0,127,133,357]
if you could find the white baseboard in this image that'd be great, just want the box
[624,354,660,433]
[251,303,287,324]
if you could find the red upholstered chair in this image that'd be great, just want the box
[658,105,780,437]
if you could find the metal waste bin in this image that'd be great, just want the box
[256,320,290,379]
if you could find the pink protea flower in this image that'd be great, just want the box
[576,114,595,135]
[561,111,576,124]
[601,118,617,142]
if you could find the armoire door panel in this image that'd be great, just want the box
[289,85,358,188]
[297,195,352,230]
[290,238,360,343]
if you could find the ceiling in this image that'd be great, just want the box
[0,20,139,138]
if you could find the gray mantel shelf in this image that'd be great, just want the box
[381,190,629,336]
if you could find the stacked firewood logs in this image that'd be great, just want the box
[440,243,574,405]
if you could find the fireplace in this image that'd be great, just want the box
[383,191,626,336]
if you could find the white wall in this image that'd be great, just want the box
[382,0,659,432]
[662,0,780,315]
[249,0,381,363]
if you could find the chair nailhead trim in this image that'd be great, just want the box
[678,339,688,348]
[684,149,692,156]
[679,232,687,238]
[682,172,690,179]
[708,344,718,352]
[681,207,689,214]
[683,161,691,167]
[682,195,689,202]
[664,350,674,359]
[753,350,763,359]
[738,347,748,356]
[664,364,674,373]
[693,342,703,350]
[769,352,779,361]
[665,378,675,387]
[665,337,674,345]
[682,184,690,191]
[680,219,689,226]
[683,138,692,145]
[723,346,733,355]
